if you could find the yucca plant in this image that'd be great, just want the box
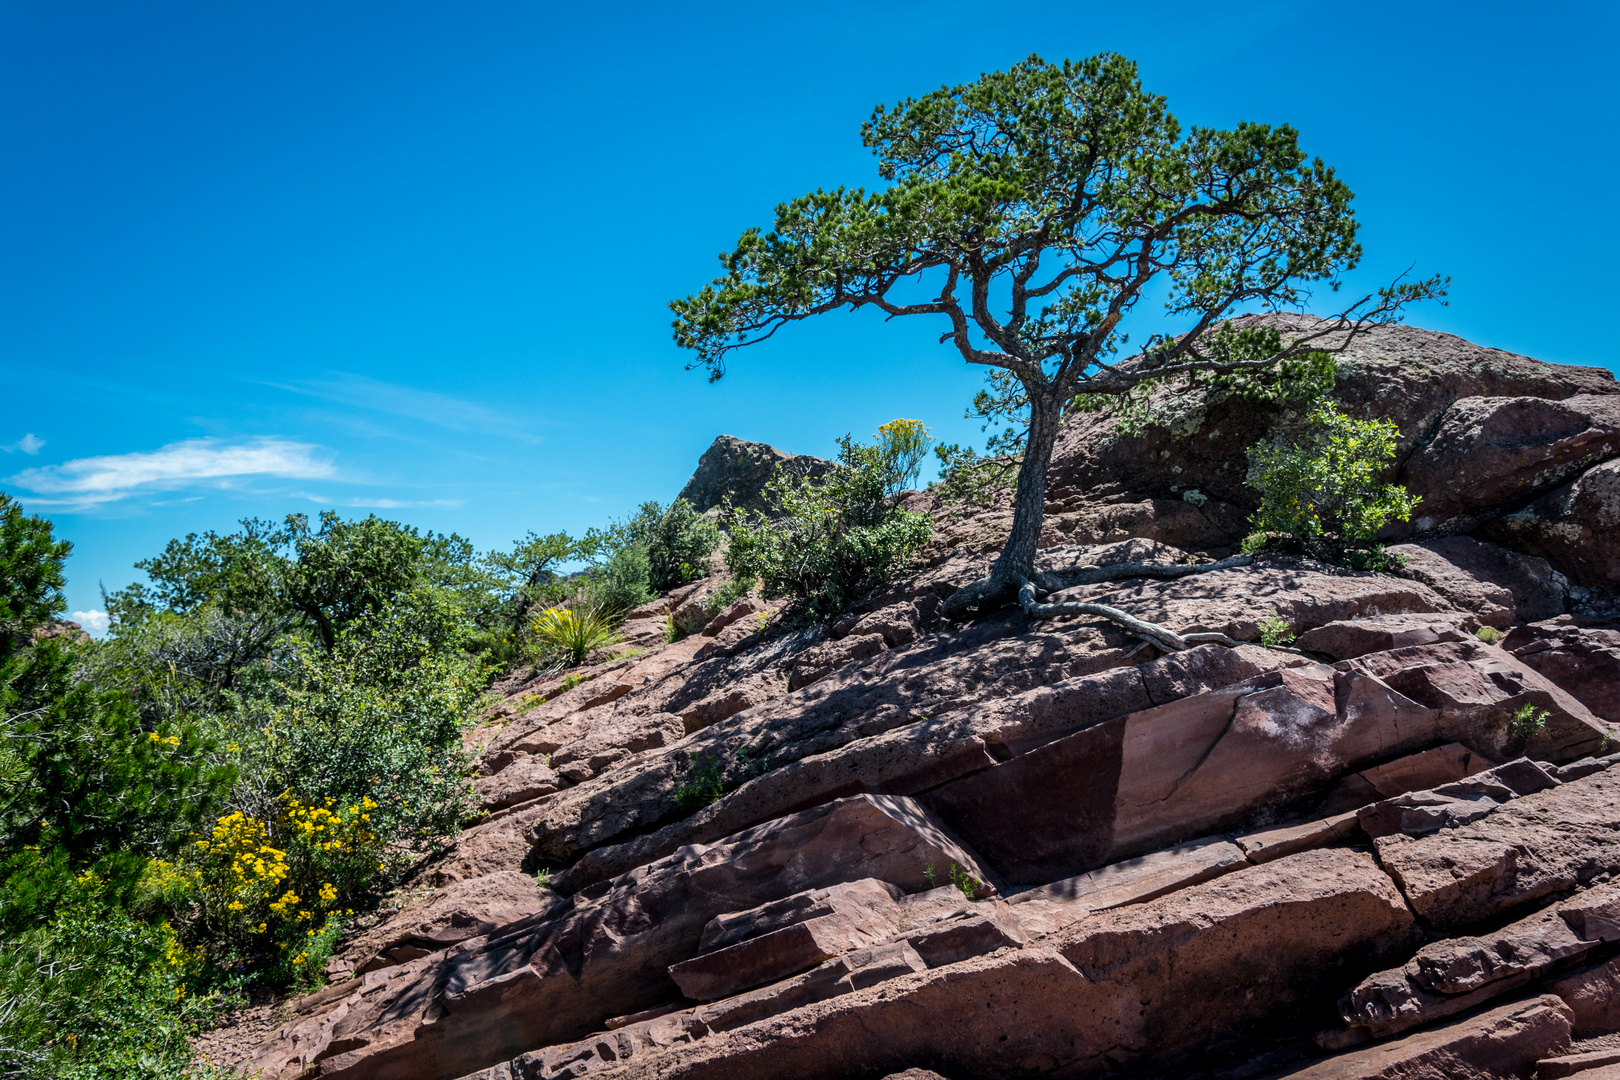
[529,604,619,665]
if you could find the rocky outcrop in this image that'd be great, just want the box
[231,322,1620,1080]
[675,435,834,517]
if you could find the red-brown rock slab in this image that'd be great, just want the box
[1336,887,1618,1042]
[1297,613,1473,660]
[572,849,1414,1080]
[1236,813,1364,863]
[546,643,1302,895]
[473,754,560,812]
[1318,742,1496,815]
[1277,995,1572,1080]
[1538,1049,1620,1079]
[899,904,1027,967]
[670,880,903,1001]
[927,664,1442,884]
[340,870,562,977]
[248,794,992,1080]
[1008,835,1248,912]
[1399,536,1569,625]
[1375,765,1620,931]
[1339,638,1607,763]
[1549,955,1620,1037]
[1505,617,1620,723]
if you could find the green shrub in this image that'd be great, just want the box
[704,576,755,617]
[0,890,229,1080]
[1509,703,1550,740]
[725,435,934,619]
[626,499,721,592]
[1256,611,1295,647]
[1475,626,1504,644]
[584,542,655,615]
[530,604,620,665]
[1246,402,1420,564]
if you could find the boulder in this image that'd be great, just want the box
[1279,995,1572,1080]
[1399,393,1620,534]
[1394,536,1568,625]
[1040,316,1619,535]
[676,435,835,517]
[1484,458,1620,589]
[1503,617,1620,723]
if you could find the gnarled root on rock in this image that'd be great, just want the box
[940,553,1298,655]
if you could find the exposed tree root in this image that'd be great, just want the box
[940,551,1296,654]
[1012,574,1300,654]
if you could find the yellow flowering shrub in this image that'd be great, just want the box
[182,794,382,984]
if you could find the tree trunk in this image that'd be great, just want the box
[939,388,1063,619]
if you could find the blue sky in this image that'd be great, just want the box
[3,0,1616,631]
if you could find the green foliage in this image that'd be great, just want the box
[1246,402,1420,563]
[582,542,654,616]
[0,889,228,1080]
[873,420,934,493]
[1509,703,1550,740]
[704,576,755,618]
[244,589,479,870]
[624,499,721,592]
[0,493,71,652]
[1475,626,1504,644]
[923,863,985,901]
[1256,611,1295,647]
[106,511,485,653]
[559,672,588,693]
[673,753,726,812]
[724,434,934,619]
[530,604,620,666]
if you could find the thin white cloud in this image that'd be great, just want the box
[298,493,465,509]
[2,433,44,455]
[266,374,541,443]
[72,610,110,637]
[7,437,335,506]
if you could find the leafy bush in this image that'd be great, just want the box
[583,542,655,615]
[873,419,933,493]
[1475,626,1504,644]
[1246,402,1420,565]
[704,576,755,618]
[530,604,620,666]
[0,890,229,1080]
[1509,703,1550,740]
[626,499,720,592]
[724,435,934,619]
[1256,611,1295,647]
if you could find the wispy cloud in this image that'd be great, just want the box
[267,374,541,443]
[299,494,465,509]
[2,433,44,455]
[7,437,336,507]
